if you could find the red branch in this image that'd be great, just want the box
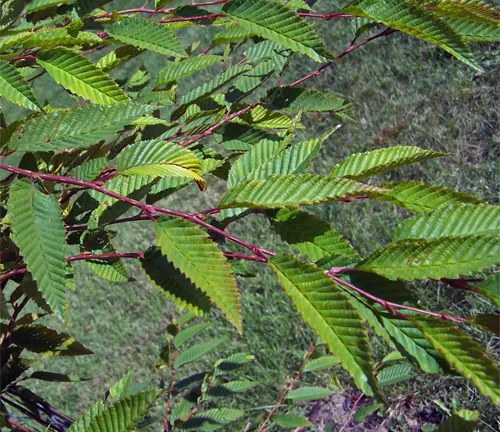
[328,271,468,324]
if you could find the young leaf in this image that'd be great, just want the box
[174,338,226,368]
[379,180,484,213]
[357,235,500,281]
[181,408,244,431]
[343,0,480,70]
[107,17,187,58]
[207,380,258,396]
[140,248,211,316]
[286,386,334,401]
[109,372,133,400]
[304,355,340,372]
[395,203,500,240]
[264,87,356,121]
[8,180,68,321]
[154,55,221,87]
[0,60,41,111]
[10,103,153,151]
[377,363,414,387]
[37,48,129,105]
[154,216,242,331]
[270,254,380,397]
[97,46,143,73]
[331,146,447,179]
[220,174,386,209]
[174,322,210,348]
[223,0,330,62]
[412,317,500,405]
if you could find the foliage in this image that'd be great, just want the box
[0,0,498,430]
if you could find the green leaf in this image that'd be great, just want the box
[25,0,69,13]
[173,64,251,118]
[353,403,383,422]
[264,87,356,121]
[154,217,241,331]
[0,60,41,111]
[395,203,500,240]
[154,55,221,87]
[271,209,359,262]
[117,139,203,182]
[70,157,109,181]
[286,386,334,401]
[207,380,258,396]
[223,0,329,62]
[437,409,479,432]
[174,323,210,348]
[304,355,340,372]
[109,372,133,400]
[270,254,380,397]
[37,48,129,105]
[97,46,143,74]
[271,414,314,428]
[215,123,281,151]
[212,23,255,45]
[357,235,500,281]
[181,408,244,431]
[214,352,254,376]
[68,389,158,432]
[220,174,386,209]
[140,248,211,316]
[379,181,483,213]
[331,146,447,179]
[234,105,297,130]
[477,273,499,307]
[107,17,186,58]
[11,324,92,356]
[174,338,226,368]
[412,317,500,405]
[377,363,413,386]
[8,180,68,321]
[343,0,480,70]
[29,371,84,382]
[11,103,153,151]
[22,29,102,49]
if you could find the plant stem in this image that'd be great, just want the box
[0,163,274,259]
[328,272,468,324]
[256,338,317,432]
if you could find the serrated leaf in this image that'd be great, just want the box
[357,235,500,281]
[154,55,221,87]
[331,146,446,179]
[377,363,414,386]
[286,386,334,401]
[234,105,297,130]
[223,0,329,62]
[174,322,210,348]
[271,413,313,427]
[264,86,356,121]
[8,180,68,320]
[117,139,203,182]
[271,209,359,261]
[181,408,244,431]
[304,355,340,372]
[343,0,480,70]
[68,389,158,432]
[379,181,483,213]
[0,60,41,111]
[37,48,129,105]
[174,338,226,368]
[214,352,254,376]
[107,17,186,58]
[70,157,109,181]
[220,174,386,209]
[154,217,241,330]
[270,254,379,397]
[10,324,92,356]
[477,273,499,307]
[140,248,211,316]
[25,0,69,13]
[215,123,281,151]
[22,28,102,49]
[11,103,153,151]
[109,372,133,400]
[67,401,106,432]
[212,23,255,45]
[412,317,500,405]
[395,203,500,240]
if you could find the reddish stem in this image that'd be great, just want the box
[157,13,223,23]
[328,272,468,324]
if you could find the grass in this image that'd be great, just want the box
[2,0,499,429]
